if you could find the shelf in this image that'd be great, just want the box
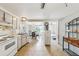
[66,30,79,33]
[64,37,79,48]
[64,49,79,56]
[65,16,79,56]
[76,23,79,25]
[66,24,79,27]
[63,36,79,56]
[66,23,79,26]
[70,24,77,26]
[70,31,78,33]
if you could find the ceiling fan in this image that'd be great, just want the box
[65,3,68,7]
[40,3,68,9]
[41,3,46,9]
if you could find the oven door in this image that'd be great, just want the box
[0,38,17,56]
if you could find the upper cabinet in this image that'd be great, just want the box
[0,9,4,22]
[5,13,13,24]
[12,17,17,29]
[0,9,13,30]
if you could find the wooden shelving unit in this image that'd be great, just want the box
[63,37,79,56]
[63,17,79,56]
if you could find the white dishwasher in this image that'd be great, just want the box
[17,35,22,50]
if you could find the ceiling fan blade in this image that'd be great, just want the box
[41,3,45,9]
[65,3,68,7]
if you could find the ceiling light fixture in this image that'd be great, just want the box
[21,17,27,21]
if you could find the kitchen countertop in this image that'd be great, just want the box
[0,35,15,44]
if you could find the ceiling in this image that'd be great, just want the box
[0,3,79,20]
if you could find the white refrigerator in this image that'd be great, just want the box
[44,30,51,46]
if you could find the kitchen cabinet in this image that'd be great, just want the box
[5,13,12,24]
[0,9,4,22]
[12,17,17,29]
[17,34,29,50]
[0,6,17,56]
[17,35,22,50]
[21,34,27,46]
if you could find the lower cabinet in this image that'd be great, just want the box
[21,35,27,46]
[17,34,29,50]
[17,35,22,50]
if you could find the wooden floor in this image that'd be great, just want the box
[16,36,69,56]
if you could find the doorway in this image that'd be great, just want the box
[28,22,44,40]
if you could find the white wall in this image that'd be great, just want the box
[59,11,79,55]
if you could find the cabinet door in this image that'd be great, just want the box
[0,9,4,22]
[13,17,17,29]
[17,35,22,50]
[5,13,12,24]
[22,35,27,46]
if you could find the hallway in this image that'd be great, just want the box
[16,36,68,56]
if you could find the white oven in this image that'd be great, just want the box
[0,38,17,56]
